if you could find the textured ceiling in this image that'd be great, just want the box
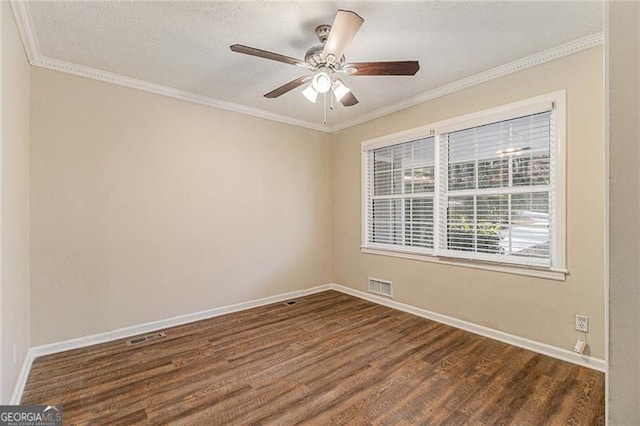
[23,1,602,130]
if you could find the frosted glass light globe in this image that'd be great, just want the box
[311,72,331,93]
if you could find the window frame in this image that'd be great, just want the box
[361,91,567,280]
[366,137,436,253]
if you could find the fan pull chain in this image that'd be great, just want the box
[323,93,328,126]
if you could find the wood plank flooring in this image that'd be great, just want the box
[21,290,605,425]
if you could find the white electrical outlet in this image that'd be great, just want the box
[575,314,589,332]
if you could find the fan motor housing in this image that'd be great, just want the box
[304,45,325,68]
[305,24,346,70]
[304,45,345,70]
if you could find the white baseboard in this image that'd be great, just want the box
[328,283,606,372]
[11,281,604,403]
[11,284,331,403]
[9,350,35,404]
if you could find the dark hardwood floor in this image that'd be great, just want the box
[22,290,605,425]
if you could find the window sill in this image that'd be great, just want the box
[360,247,568,281]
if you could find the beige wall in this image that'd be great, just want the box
[29,68,332,345]
[332,47,605,359]
[26,29,607,368]
[0,3,31,403]
[608,1,640,423]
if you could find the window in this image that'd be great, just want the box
[366,137,435,250]
[362,92,566,276]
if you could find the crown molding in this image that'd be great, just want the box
[32,56,330,133]
[8,0,329,133]
[10,0,602,134]
[9,0,39,63]
[331,31,604,131]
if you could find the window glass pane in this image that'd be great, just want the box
[448,129,476,164]
[392,144,405,169]
[477,195,509,225]
[374,171,392,196]
[367,136,434,251]
[372,199,402,244]
[531,154,551,186]
[372,222,391,244]
[510,192,550,258]
[372,198,391,221]
[447,196,475,251]
[448,196,474,224]
[446,192,551,258]
[413,167,435,193]
[512,191,549,214]
[404,197,434,248]
[476,224,502,254]
[392,170,403,194]
[405,166,435,193]
[524,113,552,151]
[513,153,550,186]
[478,159,509,189]
[448,161,475,191]
[373,147,392,173]
[477,195,508,254]
[404,169,413,193]
[405,138,434,168]
[391,199,403,244]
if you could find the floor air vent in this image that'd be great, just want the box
[368,278,393,297]
[126,331,166,345]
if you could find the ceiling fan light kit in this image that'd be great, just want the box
[311,70,332,93]
[301,84,319,103]
[230,9,420,124]
[331,79,351,102]
[301,75,351,105]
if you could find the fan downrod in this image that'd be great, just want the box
[305,24,346,69]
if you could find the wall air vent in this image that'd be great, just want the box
[126,331,166,345]
[368,277,393,298]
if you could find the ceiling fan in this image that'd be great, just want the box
[230,10,420,108]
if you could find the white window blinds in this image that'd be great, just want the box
[438,112,553,267]
[365,137,435,252]
[363,101,560,271]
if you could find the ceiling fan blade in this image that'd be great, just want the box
[322,10,364,62]
[264,76,312,98]
[345,61,420,76]
[340,91,359,107]
[230,44,312,69]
